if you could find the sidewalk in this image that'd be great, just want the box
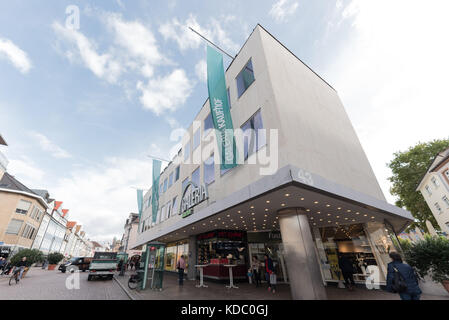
[115,271,449,300]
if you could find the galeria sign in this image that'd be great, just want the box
[180,182,208,218]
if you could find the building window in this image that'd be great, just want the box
[160,182,164,194]
[204,154,215,185]
[227,88,231,109]
[431,177,440,188]
[6,219,23,234]
[236,58,255,98]
[172,196,178,215]
[168,172,174,188]
[184,141,190,161]
[163,178,168,193]
[192,167,200,186]
[21,224,36,240]
[442,195,449,208]
[193,129,200,150]
[446,222,449,232]
[445,170,449,179]
[182,177,190,192]
[425,185,432,196]
[166,201,172,219]
[175,166,180,182]
[241,109,266,160]
[15,199,31,215]
[204,113,213,137]
[435,202,442,214]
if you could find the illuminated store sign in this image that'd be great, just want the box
[180,182,209,218]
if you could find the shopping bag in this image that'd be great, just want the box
[270,273,277,285]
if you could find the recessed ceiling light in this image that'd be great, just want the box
[285,193,290,197]
[313,223,316,225]
[337,207,341,210]
[263,219,267,222]
[320,219,323,221]
[251,212,255,215]
[347,210,351,212]
[252,218,256,220]
[264,214,268,217]
[266,200,270,203]
[265,208,269,212]
[327,220,331,223]
[327,213,331,216]
[364,214,368,217]
[310,217,314,220]
[281,203,286,207]
[317,211,321,214]
[306,209,310,212]
[371,216,375,219]
[276,217,278,219]
[218,218,221,220]
[314,201,319,204]
[345,218,348,220]
[227,214,230,217]
[300,197,305,200]
[250,206,254,209]
[336,216,340,218]
[222,222,225,224]
[326,204,331,207]
[356,212,360,215]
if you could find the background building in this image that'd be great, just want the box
[0,172,47,258]
[417,147,449,234]
[121,213,142,257]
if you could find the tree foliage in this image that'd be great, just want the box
[402,235,449,283]
[47,252,65,265]
[387,138,449,231]
[10,249,44,267]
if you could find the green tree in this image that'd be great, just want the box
[47,252,65,265]
[10,249,44,267]
[387,138,449,231]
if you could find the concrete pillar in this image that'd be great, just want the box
[278,207,327,300]
[187,235,197,280]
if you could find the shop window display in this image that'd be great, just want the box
[313,224,379,283]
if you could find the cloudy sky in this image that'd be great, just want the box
[1,0,448,241]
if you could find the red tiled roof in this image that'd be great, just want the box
[67,221,76,229]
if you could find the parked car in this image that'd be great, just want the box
[88,252,117,281]
[59,257,92,273]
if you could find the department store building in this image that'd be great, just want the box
[134,25,413,299]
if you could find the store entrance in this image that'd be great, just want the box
[313,224,379,284]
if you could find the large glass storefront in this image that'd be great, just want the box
[247,231,288,283]
[164,240,189,273]
[313,221,402,284]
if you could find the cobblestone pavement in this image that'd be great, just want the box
[0,267,129,300]
[116,271,449,300]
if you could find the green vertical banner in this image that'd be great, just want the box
[207,45,237,170]
[136,189,143,219]
[151,159,161,224]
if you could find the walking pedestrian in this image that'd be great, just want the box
[176,255,186,285]
[0,257,5,271]
[386,252,422,300]
[338,253,356,291]
[264,254,276,293]
[251,256,260,287]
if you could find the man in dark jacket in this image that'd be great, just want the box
[338,253,355,290]
[386,252,422,300]
[264,254,276,293]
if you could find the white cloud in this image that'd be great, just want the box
[106,13,168,78]
[0,37,32,73]
[195,59,207,82]
[324,0,449,203]
[269,0,299,23]
[29,131,71,159]
[48,156,153,241]
[6,158,45,186]
[159,14,239,54]
[52,21,122,83]
[137,68,194,115]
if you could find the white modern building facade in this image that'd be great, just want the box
[417,147,449,234]
[134,25,413,299]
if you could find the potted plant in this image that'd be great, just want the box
[10,248,44,277]
[47,252,65,270]
[402,235,449,293]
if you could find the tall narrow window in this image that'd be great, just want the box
[204,113,213,137]
[192,167,200,186]
[193,129,200,150]
[241,109,266,160]
[175,166,180,182]
[236,59,255,98]
[172,196,178,216]
[435,202,442,213]
[163,178,168,193]
[425,185,432,196]
[184,141,190,161]
[168,172,174,188]
[442,195,449,208]
[431,177,440,188]
[204,154,215,185]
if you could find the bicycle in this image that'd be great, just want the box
[9,267,27,286]
[128,271,143,290]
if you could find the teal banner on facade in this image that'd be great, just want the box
[136,189,143,219]
[151,159,161,224]
[207,45,237,170]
